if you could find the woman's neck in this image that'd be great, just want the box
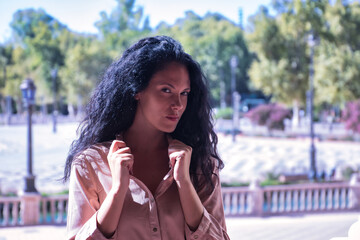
[123,127,168,153]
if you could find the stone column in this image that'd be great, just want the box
[19,192,41,225]
[350,173,360,209]
[249,179,264,216]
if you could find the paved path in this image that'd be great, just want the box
[1,123,360,239]
[217,133,360,183]
[0,213,358,240]
[226,212,359,240]
[1,123,359,193]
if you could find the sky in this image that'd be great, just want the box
[0,0,272,43]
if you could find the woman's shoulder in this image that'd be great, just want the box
[72,140,113,166]
[70,141,114,191]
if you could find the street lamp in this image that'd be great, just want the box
[51,68,58,133]
[230,56,239,142]
[20,78,38,193]
[307,33,317,181]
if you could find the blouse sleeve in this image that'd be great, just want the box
[184,164,230,240]
[66,155,112,240]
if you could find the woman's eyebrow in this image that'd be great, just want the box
[159,82,190,91]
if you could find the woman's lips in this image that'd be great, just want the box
[166,115,179,121]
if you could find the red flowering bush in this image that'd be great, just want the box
[342,100,360,134]
[245,103,291,130]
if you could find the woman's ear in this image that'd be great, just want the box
[134,93,140,100]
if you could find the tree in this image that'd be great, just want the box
[315,43,360,104]
[95,0,151,54]
[0,45,13,89]
[247,0,360,107]
[10,8,66,41]
[247,1,328,106]
[9,9,66,103]
[314,1,360,105]
[156,11,253,106]
[59,36,113,114]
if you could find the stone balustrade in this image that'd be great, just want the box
[0,196,20,226]
[0,175,359,226]
[0,193,68,227]
[222,175,360,216]
[40,195,68,224]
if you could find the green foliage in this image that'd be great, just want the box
[221,182,249,187]
[95,0,150,54]
[260,179,284,187]
[214,107,233,120]
[0,45,13,89]
[10,8,66,40]
[260,171,286,186]
[156,11,253,106]
[247,0,360,107]
[2,8,67,103]
[1,0,360,114]
[315,44,360,104]
[59,37,113,106]
[41,189,69,197]
[341,165,357,180]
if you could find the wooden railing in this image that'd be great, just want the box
[1,175,359,226]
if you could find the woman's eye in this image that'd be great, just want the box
[181,91,190,96]
[161,88,171,93]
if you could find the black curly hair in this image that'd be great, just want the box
[63,35,224,193]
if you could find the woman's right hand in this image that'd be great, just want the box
[107,140,134,192]
[96,140,133,237]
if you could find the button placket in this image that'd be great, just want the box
[148,193,161,238]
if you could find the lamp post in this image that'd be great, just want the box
[51,68,58,133]
[230,56,238,142]
[20,78,37,193]
[307,33,317,181]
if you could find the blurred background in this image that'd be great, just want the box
[0,0,360,239]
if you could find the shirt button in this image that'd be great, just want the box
[194,235,198,239]
[153,227,158,232]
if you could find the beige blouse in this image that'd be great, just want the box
[66,138,230,240]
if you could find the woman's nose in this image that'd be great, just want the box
[171,95,184,110]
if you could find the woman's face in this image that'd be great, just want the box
[134,62,190,133]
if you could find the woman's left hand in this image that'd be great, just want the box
[168,139,192,184]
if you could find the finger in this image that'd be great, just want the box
[115,146,131,154]
[125,157,134,175]
[168,146,190,156]
[168,139,188,149]
[109,140,126,154]
[169,155,176,169]
[119,156,134,166]
[168,139,184,146]
[168,143,183,154]
[168,147,178,156]
[169,152,180,168]
[114,153,133,160]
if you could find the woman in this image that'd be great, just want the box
[64,35,229,239]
